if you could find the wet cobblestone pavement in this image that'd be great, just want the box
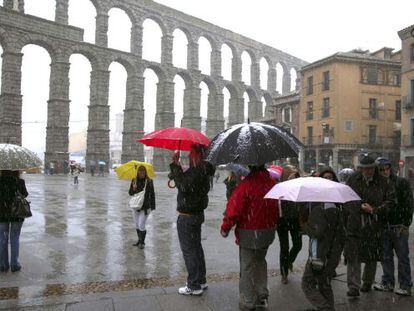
[1,174,413,310]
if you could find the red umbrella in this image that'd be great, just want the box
[138,127,210,151]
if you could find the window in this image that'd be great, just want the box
[283,107,291,123]
[322,71,330,91]
[367,68,378,84]
[369,98,377,119]
[411,44,414,62]
[368,125,377,144]
[322,97,330,118]
[395,100,401,121]
[307,76,313,95]
[344,120,353,132]
[306,101,313,120]
[393,73,401,86]
[322,123,330,144]
[307,126,313,145]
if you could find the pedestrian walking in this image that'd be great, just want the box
[129,166,155,249]
[344,154,395,297]
[277,166,304,284]
[301,201,345,311]
[0,170,29,273]
[73,166,80,185]
[49,161,55,175]
[98,162,105,177]
[221,165,279,310]
[373,158,413,296]
[90,160,96,177]
[169,144,215,296]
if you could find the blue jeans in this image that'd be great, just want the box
[381,226,412,289]
[0,222,23,269]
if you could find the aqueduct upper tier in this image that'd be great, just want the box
[0,0,307,170]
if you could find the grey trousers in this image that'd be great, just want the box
[302,262,335,311]
[239,247,269,307]
[347,259,377,290]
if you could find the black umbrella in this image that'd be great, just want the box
[205,122,303,166]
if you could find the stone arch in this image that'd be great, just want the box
[143,67,161,139]
[15,34,57,61]
[0,27,9,50]
[224,82,239,99]
[262,55,274,69]
[198,35,213,75]
[221,42,234,81]
[107,7,133,52]
[262,92,273,117]
[108,55,135,77]
[275,62,284,94]
[172,28,189,69]
[241,50,254,85]
[68,46,99,71]
[141,15,168,35]
[259,57,269,90]
[175,70,193,89]
[290,67,297,92]
[173,73,187,127]
[142,18,164,63]
[144,63,166,82]
[108,1,137,25]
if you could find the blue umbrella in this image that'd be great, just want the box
[223,163,250,176]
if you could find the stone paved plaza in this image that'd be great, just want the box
[1,173,414,310]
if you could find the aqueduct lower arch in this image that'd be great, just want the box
[0,0,307,170]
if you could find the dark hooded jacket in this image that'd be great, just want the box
[344,169,396,262]
[386,173,413,227]
[0,175,29,222]
[300,202,345,277]
[169,161,215,215]
[129,177,155,214]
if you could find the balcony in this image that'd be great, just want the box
[403,96,414,109]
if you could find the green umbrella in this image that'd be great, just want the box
[0,144,42,171]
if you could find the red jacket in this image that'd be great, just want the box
[221,170,279,244]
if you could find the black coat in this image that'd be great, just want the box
[169,161,215,214]
[0,176,28,222]
[344,170,396,262]
[129,177,155,214]
[387,174,413,227]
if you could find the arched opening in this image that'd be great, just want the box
[143,68,159,162]
[223,87,231,129]
[198,36,211,75]
[263,94,273,118]
[0,44,3,90]
[108,62,127,167]
[108,8,131,52]
[260,58,269,90]
[221,43,233,81]
[142,19,163,63]
[290,68,298,91]
[173,75,185,127]
[241,51,252,85]
[69,0,96,43]
[276,63,284,94]
[200,81,209,134]
[68,54,92,163]
[261,96,266,118]
[21,44,51,160]
[25,0,55,20]
[243,92,249,123]
[0,1,3,7]
[172,29,188,69]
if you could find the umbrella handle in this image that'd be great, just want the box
[168,179,176,189]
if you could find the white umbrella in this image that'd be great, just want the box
[0,143,42,170]
[264,177,361,203]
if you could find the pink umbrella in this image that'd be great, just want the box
[264,177,361,203]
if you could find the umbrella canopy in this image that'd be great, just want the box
[115,161,155,180]
[0,144,42,171]
[99,161,106,165]
[264,177,361,203]
[205,122,303,166]
[221,163,250,176]
[267,165,283,181]
[138,127,210,151]
[339,168,354,175]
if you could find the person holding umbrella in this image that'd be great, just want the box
[169,144,215,296]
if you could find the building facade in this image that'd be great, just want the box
[299,48,402,173]
[399,24,414,181]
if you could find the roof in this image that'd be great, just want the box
[398,24,414,40]
[301,49,401,72]
[272,90,300,107]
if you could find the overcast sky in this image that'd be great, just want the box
[0,0,413,157]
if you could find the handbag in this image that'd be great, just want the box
[11,190,32,218]
[129,179,147,211]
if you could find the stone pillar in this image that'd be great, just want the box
[44,59,71,171]
[161,34,173,66]
[18,0,24,13]
[131,24,143,58]
[55,0,68,24]
[267,68,276,92]
[187,41,199,70]
[0,50,23,145]
[315,148,320,168]
[95,13,108,47]
[232,55,242,82]
[248,100,262,122]
[211,49,221,78]
[86,69,110,172]
[122,74,145,163]
[251,62,260,88]
[228,97,244,127]
[282,71,291,94]
[295,72,302,91]
[181,86,201,130]
[153,80,175,171]
[332,147,339,172]
[206,92,224,138]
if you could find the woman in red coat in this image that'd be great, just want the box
[221,165,279,310]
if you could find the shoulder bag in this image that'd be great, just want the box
[11,190,32,218]
[129,179,147,211]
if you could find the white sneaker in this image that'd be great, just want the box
[178,286,203,296]
[395,288,412,296]
[201,283,208,290]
